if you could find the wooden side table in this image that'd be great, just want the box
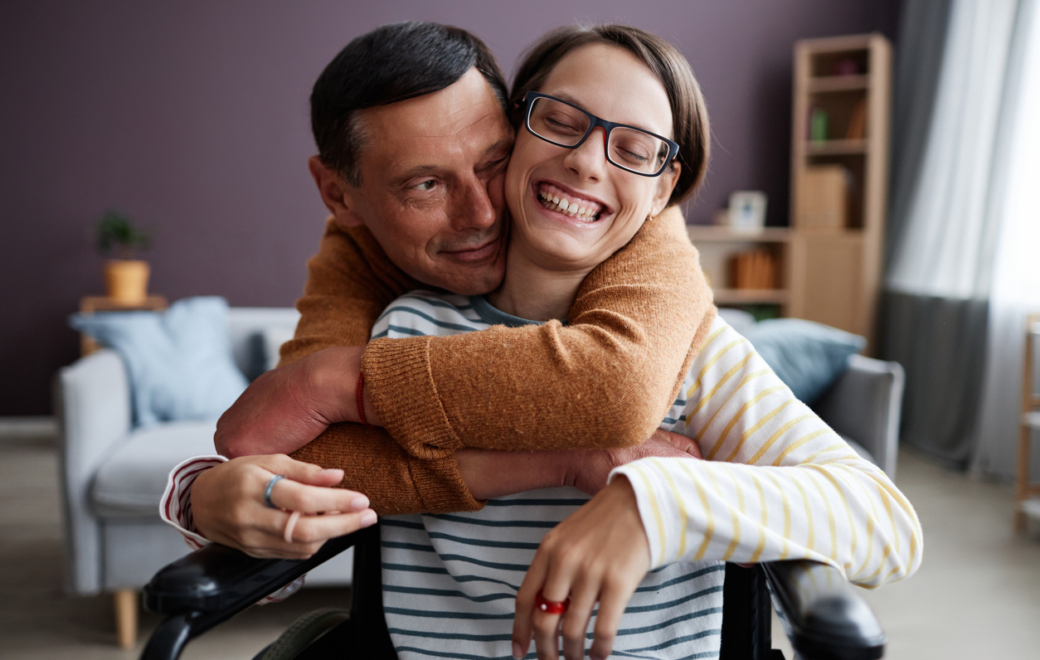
[1016,313,1040,531]
[78,295,168,356]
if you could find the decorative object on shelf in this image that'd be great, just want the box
[831,58,861,76]
[810,107,829,142]
[95,210,152,305]
[686,225,791,309]
[798,165,850,231]
[727,191,768,232]
[846,99,868,140]
[730,249,778,290]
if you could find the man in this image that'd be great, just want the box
[169,22,715,559]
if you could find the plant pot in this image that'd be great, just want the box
[104,259,150,305]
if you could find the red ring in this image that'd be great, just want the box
[535,591,570,614]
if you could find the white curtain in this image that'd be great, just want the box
[886,0,1022,300]
[880,0,1035,465]
[973,0,1040,479]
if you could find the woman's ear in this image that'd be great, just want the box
[308,156,364,228]
[650,161,681,217]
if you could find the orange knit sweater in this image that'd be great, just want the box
[285,206,716,515]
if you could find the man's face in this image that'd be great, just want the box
[337,68,513,295]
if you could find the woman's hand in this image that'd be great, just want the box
[512,476,650,660]
[191,454,377,559]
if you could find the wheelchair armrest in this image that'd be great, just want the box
[763,561,885,660]
[140,526,376,660]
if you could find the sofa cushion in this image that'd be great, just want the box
[742,318,866,404]
[70,297,248,428]
[91,420,218,518]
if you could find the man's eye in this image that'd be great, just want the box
[414,180,436,191]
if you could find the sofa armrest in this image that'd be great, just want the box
[812,355,905,479]
[764,561,885,660]
[55,348,133,594]
[141,526,374,660]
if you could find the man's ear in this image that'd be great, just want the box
[308,156,364,228]
[650,161,681,218]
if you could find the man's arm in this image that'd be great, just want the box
[222,207,713,514]
[363,206,717,457]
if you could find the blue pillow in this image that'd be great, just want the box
[70,296,248,427]
[741,319,865,404]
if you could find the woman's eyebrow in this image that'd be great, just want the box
[546,91,663,134]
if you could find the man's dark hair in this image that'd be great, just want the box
[311,22,508,186]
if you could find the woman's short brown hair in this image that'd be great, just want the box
[510,25,710,207]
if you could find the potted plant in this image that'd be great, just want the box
[95,210,152,305]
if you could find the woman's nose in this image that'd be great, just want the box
[563,126,608,182]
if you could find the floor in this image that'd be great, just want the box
[3,435,1040,659]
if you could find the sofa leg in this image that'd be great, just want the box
[114,589,138,649]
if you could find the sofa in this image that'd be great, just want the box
[55,305,904,648]
[56,307,355,648]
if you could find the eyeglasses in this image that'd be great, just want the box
[522,92,680,177]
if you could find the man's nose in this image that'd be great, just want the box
[452,175,498,231]
[563,126,608,182]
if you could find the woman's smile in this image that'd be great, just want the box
[530,179,612,225]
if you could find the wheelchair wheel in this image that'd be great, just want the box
[260,607,352,660]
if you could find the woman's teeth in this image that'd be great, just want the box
[537,187,602,222]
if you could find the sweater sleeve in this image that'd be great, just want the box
[280,219,481,515]
[364,205,718,458]
[611,318,923,588]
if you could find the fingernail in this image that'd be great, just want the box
[321,468,344,479]
[350,495,370,511]
[511,641,523,658]
[360,510,377,527]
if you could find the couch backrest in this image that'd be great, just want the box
[227,307,300,380]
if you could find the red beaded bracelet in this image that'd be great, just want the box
[356,372,368,426]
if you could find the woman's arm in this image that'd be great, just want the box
[511,319,923,660]
[611,319,922,583]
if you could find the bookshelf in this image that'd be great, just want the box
[788,33,892,351]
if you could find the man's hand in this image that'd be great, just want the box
[567,429,702,496]
[215,347,369,458]
[191,454,377,559]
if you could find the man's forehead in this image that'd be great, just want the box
[362,68,508,143]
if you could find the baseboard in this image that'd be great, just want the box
[0,416,59,442]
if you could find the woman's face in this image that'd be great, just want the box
[505,43,681,272]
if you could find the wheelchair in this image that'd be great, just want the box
[139,522,885,660]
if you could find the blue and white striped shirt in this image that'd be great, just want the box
[373,291,920,660]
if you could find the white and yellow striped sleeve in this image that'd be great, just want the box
[610,317,923,588]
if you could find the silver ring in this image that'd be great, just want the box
[264,474,286,509]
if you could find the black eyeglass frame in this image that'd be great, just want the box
[522,91,680,178]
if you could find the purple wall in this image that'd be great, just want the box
[0,0,899,415]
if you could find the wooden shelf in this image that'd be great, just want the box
[687,226,792,243]
[713,289,789,305]
[808,75,870,92]
[805,139,868,155]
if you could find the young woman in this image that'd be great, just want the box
[362,25,921,660]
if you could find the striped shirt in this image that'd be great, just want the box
[161,291,922,658]
[371,292,921,659]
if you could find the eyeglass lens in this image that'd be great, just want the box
[527,97,671,175]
